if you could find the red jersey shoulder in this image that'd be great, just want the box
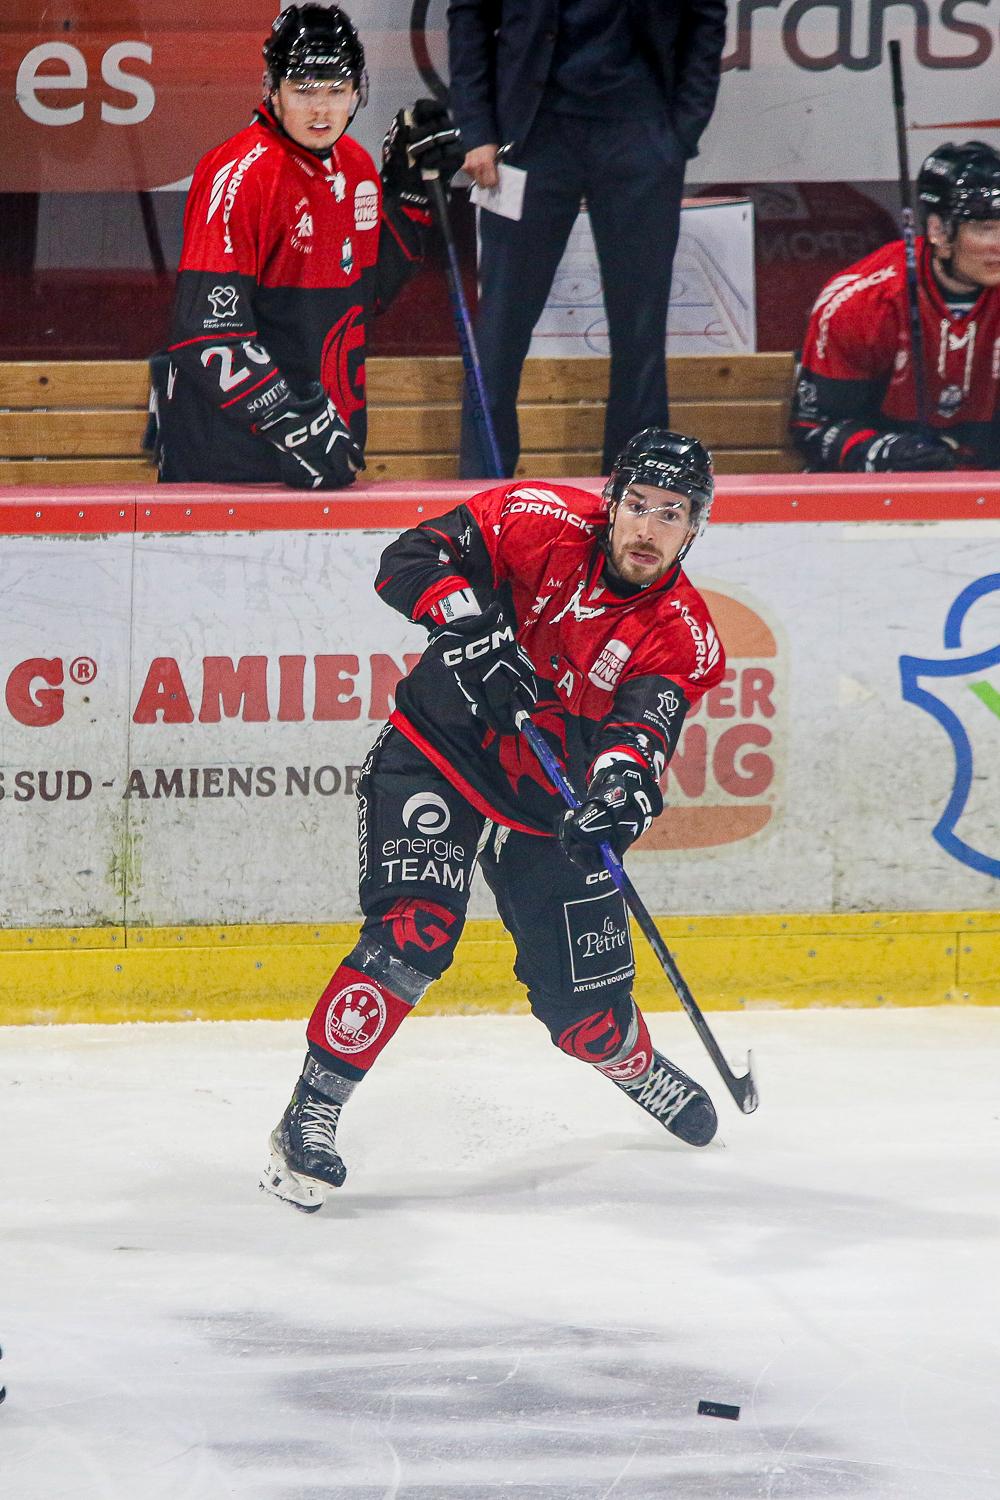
[181,120,276,270]
[805,239,905,371]
[633,572,726,693]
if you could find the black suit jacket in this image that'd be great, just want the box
[446,0,727,158]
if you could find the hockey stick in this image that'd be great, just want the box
[517,714,759,1114]
[888,40,930,430]
[420,166,505,479]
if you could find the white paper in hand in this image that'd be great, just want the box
[470,163,527,221]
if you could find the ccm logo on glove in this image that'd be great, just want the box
[440,623,515,665]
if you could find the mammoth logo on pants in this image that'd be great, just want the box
[324,981,386,1054]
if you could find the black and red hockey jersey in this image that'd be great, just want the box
[159,104,426,484]
[791,238,1000,469]
[376,482,726,835]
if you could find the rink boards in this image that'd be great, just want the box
[1,473,999,1021]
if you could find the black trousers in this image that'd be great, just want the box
[459,109,687,479]
[357,727,636,1048]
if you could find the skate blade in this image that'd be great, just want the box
[258,1147,328,1214]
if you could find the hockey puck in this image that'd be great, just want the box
[698,1399,740,1421]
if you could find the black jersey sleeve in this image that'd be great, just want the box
[789,364,890,471]
[374,196,429,313]
[590,672,691,780]
[375,500,500,624]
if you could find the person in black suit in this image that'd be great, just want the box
[447,0,726,477]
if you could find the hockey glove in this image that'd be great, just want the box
[429,600,538,735]
[381,99,464,207]
[558,759,663,873]
[851,429,958,473]
[257,384,365,490]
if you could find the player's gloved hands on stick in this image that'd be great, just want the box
[430,600,538,735]
[257,384,364,490]
[558,760,663,874]
[381,99,464,207]
[853,429,958,473]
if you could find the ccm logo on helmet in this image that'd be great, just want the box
[441,624,514,665]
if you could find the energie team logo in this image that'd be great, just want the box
[899,573,1000,879]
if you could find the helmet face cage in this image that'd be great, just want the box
[263,5,368,108]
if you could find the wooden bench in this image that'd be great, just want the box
[0,353,800,486]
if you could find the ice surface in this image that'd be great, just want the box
[2,1008,999,1499]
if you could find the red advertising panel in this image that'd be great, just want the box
[1,1,275,191]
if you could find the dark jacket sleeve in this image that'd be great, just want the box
[668,0,727,156]
[446,0,502,150]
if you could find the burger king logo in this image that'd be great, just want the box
[637,584,785,851]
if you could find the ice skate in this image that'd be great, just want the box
[619,1049,718,1147]
[259,1074,348,1213]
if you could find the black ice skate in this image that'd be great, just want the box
[260,1060,352,1213]
[618,1049,718,1147]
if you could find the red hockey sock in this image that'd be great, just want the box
[595,1003,653,1085]
[556,999,653,1085]
[306,964,413,1073]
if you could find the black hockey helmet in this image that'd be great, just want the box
[263,4,368,105]
[917,141,1000,229]
[604,428,714,555]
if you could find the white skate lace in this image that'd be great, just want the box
[300,1096,342,1156]
[635,1063,695,1124]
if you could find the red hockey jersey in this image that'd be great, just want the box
[160,104,425,483]
[792,238,1000,469]
[376,482,726,834]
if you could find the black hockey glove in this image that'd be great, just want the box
[849,429,958,473]
[558,760,663,873]
[429,600,538,735]
[256,384,365,490]
[381,99,464,207]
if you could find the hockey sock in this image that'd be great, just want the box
[306,935,433,1076]
[555,998,653,1086]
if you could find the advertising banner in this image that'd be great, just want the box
[2,518,999,928]
[3,1,998,191]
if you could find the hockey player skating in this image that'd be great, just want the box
[154,4,461,488]
[791,141,1000,471]
[261,429,727,1212]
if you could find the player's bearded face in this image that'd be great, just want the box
[273,78,357,152]
[608,484,696,586]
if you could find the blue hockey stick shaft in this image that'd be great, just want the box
[424,171,505,479]
[517,713,759,1114]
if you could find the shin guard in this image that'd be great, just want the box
[306,935,433,1075]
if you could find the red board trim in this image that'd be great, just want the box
[1,474,999,534]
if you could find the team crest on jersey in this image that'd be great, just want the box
[291,210,314,253]
[341,237,354,275]
[551,578,607,625]
[937,383,964,418]
[354,179,378,229]
[330,170,347,201]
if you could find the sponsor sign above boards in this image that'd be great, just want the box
[1,496,999,927]
[2,0,998,191]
